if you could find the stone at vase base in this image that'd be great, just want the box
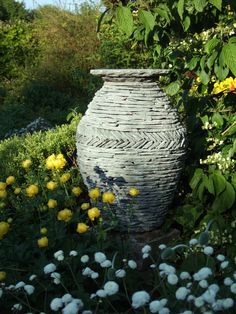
[112,228,180,270]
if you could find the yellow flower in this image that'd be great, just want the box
[128,188,140,197]
[81,203,90,210]
[38,236,48,248]
[46,181,57,190]
[6,176,15,185]
[88,188,100,200]
[0,221,10,239]
[26,184,39,197]
[0,190,7,198]
[76,222,89,233]
[60,173,71,183]
[102,191,116,204]
[0,271,6,281]
[47,199,57,208]
[72,186,82,197]
[14,187,21,195]
[46,153,66,170]
[57,208,73,222]
[22,159,32,169]
[40,227,47,235]
[0,182,6,190]
[88,207,100,221]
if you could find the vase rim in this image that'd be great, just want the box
[90,69,170,78]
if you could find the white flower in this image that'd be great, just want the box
[115,269,126,278]
[180,271,191,280]
[24,285,35,295]
[186,282,192,288]
[90,293,96,299]
[222,298,234,309]
[50,298,63,311]
[149,300,163,313]
[203,246,214,255]
[0,288,2,298]
[91,272,99,279]
[132,291,150,309]
[193,267,212,281]
[69,250,78,257]
[51,272,61,284]
[150,264,157,269]
[220,261,229,269]
[167,274,178,285]
[81,255,89,263]
[189,238,198,246]
[159,308,170,314]
[212,300,223,311]
[224,277,233,286]
[175,287,189,300]
[216,254,225,262]
[104,281,119,296]
[12,304,22,310]
[202,289,216,304]
[29,274,37,281]
[159,244,166,250]
[143,253,149,259]
[128,260,137,269]
[208,284,220,293]
[100,260,112,268]
[82,267,93,277]
[181,311,193,314]
[199,279,208,288]
[15,281,26,289]
[62,299,83,314]
[142,245,151,254]
[82,311,93,314]
[194,297,204,307]
[187,295,195,302]
[159,263,176,275]
[44,263,57,274]
[94,252,106,264]
[230,283,236,294]
[62,293,73,304]
[96,289,107,298]
[54,250,64,261]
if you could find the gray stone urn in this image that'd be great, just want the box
[76,69,186,232]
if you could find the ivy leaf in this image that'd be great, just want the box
[222,44,236,76]
[165,81,181,96]
[177,0,184,20]
[209,0,222,11]
[205,38,220,54]
[194,0,207,12]
[116,6,134,37]
[138,10,155,31]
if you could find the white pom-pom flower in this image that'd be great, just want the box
[159,244,166,250]
[142,245,151,254]
[94,252,106,264]
[149,300,163,313]
[230,283,236,294]
[193,267,212,281]
[51,272,61,285]
[159,308,170,314]
[131,291,150,309]
[69,250,78,257]
[167,274,178,285]
[104,281,119,296]
[50,298,63,311]
[81,255,89,263]
[220,261,229,269]
[224,277,233,286]
[199,279,208,288]
[222,298,234,309]
[128,260,137,269]
[62,294,73,304]
[15,281,26,289]
[203,246,214,256]
[180,271,191,280]
[91,272,99,279]
[96,289,107,298]
[12,304,22,311]
[216,254,225,262]
[54,250,64,261]
[44,263,57,274]
[62,299,83,314]
[115,269,126,278]
[175,287,189,300]
[29,274,37,281]
[24,285,35,295]
[194,297,204,307]
[100,260,112,268]
[82,267,93,277]
[189,239,198,246]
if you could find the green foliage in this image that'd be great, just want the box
[0,0,31,21]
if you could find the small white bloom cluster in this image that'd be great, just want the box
[142,244,151,259]
[200,152,234,172]
[94,252,112,267]
[50,294,84,314]
[159,263,178,285]
[82,267,99,279]
[94,281,119,298]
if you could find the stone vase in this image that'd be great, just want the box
[76,69,186,232]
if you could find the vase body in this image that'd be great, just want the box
[76,69,186,232]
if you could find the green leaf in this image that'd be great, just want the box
[183,16,191,31]
[229,36,236,44]
[209,0,222,11]
[177,0,184,20]
[222,44,236,76]
[212,112,224,127]
[219,182,235,210]
[116,6,134,37]
[214,63,229,81]
[161,248,175,260]
[165,81,181,96]
[197,181,205,201]
[205,38,220,54]
[155,7,170,22]
[188,56,199,70]
[190,168,204,190]
[232,174,236,190]
[212,172,226,196]
[199,231,209,245]
[206,51,218,69]
[138,10,155,31]
[194,0,207,12]
[203,175,215,195]
[199,69,210,85]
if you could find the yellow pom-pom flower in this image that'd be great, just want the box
[46,153,67,170]
[0,190,7,199]
[128,188,140,197]
[0,182,6,190]
[6,176,15,185]
[102,191,116,204]
[57,208,73,222]
[22,159,32,169]
[47,199,57,208]
[14,187,21,195]
[60,173,71,183]
[72,186,82,197]
[26,184,39,197]
[38,236,48,248]
[0,271,6,281]
[76,222,89,233]
[40,227,47,235]
[81,203,90,210]
[88,207,101,221]
[0,221,10,239]
[46,181,57,190]
[88,188,100,200]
